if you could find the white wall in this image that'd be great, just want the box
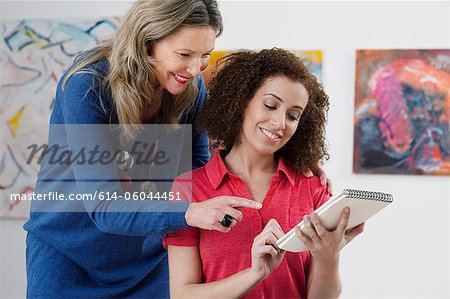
[1,1,449,298]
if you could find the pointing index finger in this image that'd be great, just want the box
[224,196,262,209]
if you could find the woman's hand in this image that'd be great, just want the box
[185,196,262,233]
[250,219,286,280]
[295,208,364,264]
[303,166,333,195]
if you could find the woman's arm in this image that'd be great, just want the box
[168,219,285,299]
[168,246,262,299]
[306,252,341,299]
[296,208,365,299]
[58,72,261,236]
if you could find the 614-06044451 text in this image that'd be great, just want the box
[10,191,182,201]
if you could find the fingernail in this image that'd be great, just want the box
[344,207,350,214]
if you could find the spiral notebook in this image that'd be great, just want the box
[276,189,393,252]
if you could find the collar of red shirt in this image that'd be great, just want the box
[205,151,296,190]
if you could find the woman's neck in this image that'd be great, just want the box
[142,87,164,122]
[224,144,277,178]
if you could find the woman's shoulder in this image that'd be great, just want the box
[281,160,327,198]
[280,159,322,187]
[54,58,115,124]
[63,58,109,87]
[171,166,209,202]
[296,171,330,208]
[174,165,208,185]
[299,172,322,188]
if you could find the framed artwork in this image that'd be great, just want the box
[0,17,120,217]
[353,49,450,175]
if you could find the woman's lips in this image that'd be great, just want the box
[173,73,190,84]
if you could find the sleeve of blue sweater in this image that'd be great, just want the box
[56,69,207,236]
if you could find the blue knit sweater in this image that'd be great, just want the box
[23,59,210,298]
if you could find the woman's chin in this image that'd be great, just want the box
[166,85,187,96]
[252,146,278,157]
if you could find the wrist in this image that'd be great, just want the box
[184,202,196,227]
[248,266,268,282]
[313,256,340,269]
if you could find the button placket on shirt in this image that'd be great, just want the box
[231,175,263,233]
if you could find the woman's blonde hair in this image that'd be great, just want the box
[63,0,222,140]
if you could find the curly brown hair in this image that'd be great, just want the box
[197,48,330,172]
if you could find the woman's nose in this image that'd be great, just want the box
[270,112,286,130]
[187,58,202,77]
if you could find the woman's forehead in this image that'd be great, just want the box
[164,26,216,50]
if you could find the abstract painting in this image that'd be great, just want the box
[1,17,120,217]
[353,49,450,175]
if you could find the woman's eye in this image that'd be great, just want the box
[178,53,190,58]
[288,113,300,121]
[264,104,276,110]
[201,54,211,59]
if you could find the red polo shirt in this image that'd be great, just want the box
[163,152,329,299]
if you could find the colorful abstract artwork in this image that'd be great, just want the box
[0,18,120,217]
[203,49,323,85]
[353,49,450,175]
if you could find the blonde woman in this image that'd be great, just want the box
[23,1,264,298]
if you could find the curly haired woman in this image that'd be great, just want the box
[164,48,364,299]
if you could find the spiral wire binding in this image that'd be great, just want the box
[343,189,393,203]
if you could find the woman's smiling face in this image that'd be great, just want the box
[151,26,216,95]
[239,75,309,156]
